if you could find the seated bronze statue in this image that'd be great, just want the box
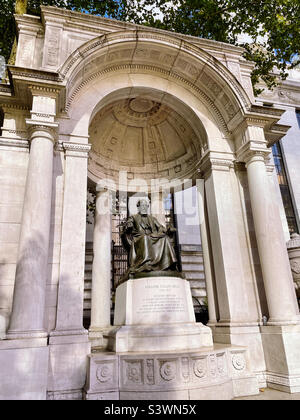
[120,199,178,280]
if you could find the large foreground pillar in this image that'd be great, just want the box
[0,91,59,400]
[7,123,57,339]
[244,150,299,325]
[238,129,300,393]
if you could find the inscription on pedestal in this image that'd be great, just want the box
[136,284,185,315]
[131,277,193,324]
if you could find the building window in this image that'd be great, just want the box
[0,108,3,136]
[296,110,300,130]
[272,142,299,235]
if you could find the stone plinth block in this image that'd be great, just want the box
[0,338,49,400]
[108,323,213,353]
[261,325,300,393]
[47,332,91,399]
[84,353,119,400]
[110,275,213,352]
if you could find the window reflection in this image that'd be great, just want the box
[272,142,299,235]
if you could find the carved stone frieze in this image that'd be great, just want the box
[84,346,256,399]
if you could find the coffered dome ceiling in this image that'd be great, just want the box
[89,96,203,186]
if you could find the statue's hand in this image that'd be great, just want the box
[167,226,177,233]
[151,232,165,239]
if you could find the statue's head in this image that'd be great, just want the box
[137,199,149,216]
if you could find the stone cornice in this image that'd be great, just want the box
[41,6,245,57]
[0,138,29,149]
[15,14,44,36]
[1,103,30,112]
[8,66,63,83]
[6,66,66,114]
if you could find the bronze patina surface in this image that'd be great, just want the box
[120,200,179,282]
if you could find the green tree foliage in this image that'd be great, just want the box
[0,0,126,63]
[0,0,299,92]
[131,0,300,91]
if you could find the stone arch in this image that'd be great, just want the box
[59,29,252,142]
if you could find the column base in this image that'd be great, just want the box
[212,324,267,388]
[261,324,300,393]
[5,329,48,340]
[48,329,91,397]
[89,326,115,349]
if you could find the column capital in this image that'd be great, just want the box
[236,141,271,167]
[199,153,235,178]
[26,119,59,144]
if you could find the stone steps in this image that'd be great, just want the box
[180,245,207,310]
[84,243,93,319]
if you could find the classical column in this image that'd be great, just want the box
[244,149,299,325]
[196,178,218,325]
[7,122,58,339]
[151,190,166,226]
[89,188,112,336]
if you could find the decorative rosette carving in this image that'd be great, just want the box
[160,361,176,381]
[193,358,207,378]
[96,364,113,383]
[232,354,246,371]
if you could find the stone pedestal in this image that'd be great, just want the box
[109,275,213,353]
[84,345,259,400]
[0,338,49,400]
[85,273,259,400]
[261,325,300,392]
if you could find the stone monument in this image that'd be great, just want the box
[109,199,213,352]
[85,201,258,400]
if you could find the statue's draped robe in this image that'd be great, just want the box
[121,214,177,274]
